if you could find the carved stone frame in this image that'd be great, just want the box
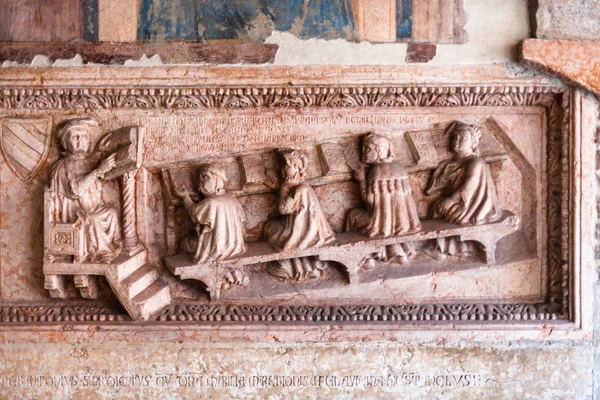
[0,66,594,341]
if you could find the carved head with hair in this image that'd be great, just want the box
[56,118,99,155]
[281,149,308,185]
[197,164,227,196]
[362,133,394,164]
[447,121,482,157]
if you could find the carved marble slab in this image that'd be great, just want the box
[0,66,593,340]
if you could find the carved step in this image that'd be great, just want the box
[73,275,99,299]
[116,250,148,281]
[44,275,67,299]
[132,280,170,320]
[121,263,159,299]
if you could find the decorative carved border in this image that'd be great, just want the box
[0,85,561,109]
[0,84,571,324]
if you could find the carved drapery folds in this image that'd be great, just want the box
[0,78,575,324]
[176,164,246,264]
[345,133,422,264]
[164,120,521,305]
[42,118,171,321]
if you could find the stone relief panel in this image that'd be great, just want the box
[0,73,583,328]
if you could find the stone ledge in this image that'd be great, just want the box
[520,39,600,96]
[0,41,278,65]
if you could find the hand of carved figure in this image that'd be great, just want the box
[96,153,117,177]
[278,180,293,201]
[352,163,368,182]
[174,185,190,199]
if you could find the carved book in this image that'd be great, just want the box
[93,126,143,181]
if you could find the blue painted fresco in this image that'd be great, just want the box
[259,0,305,32]
[396,0,412,39]
[83,0,99,41]
[138,0,355,41]
[139,0,202,40]
[301,0,355,39]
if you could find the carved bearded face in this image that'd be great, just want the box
[64,127,91,155]
[283,160,301,184]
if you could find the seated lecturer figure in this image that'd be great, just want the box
[49,118,121,263]
[176,165,246,264]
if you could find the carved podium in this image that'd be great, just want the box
[42,122,170,321]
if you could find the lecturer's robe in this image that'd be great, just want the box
[49,156,121,261]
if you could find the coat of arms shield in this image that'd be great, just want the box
[0,118,52,182]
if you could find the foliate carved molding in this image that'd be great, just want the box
[155,303,553,323]
[545,95,569,316]
[0,81,574,325]
[0,302,553,323]
[0,303,126,323]
[0,86,561,110]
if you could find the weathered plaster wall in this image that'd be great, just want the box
[269,0,528,65]
[0,1,598,399]
[535,0,600,40]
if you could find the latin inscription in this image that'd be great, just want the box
[102,112,429,166]
[0,372,485,389]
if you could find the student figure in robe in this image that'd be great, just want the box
[425,121,503,259]
[49,118,121,263]
[176,165,246,264]
[264,149,335,280]
[345,133,421,264]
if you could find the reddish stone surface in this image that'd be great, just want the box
[406,43,437,63]
[0,42,279,65]
[520,39,600,96]
[0,0,83,42]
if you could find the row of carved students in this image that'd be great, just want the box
[175,122,503,275]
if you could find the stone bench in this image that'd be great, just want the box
[165,211,519,300]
